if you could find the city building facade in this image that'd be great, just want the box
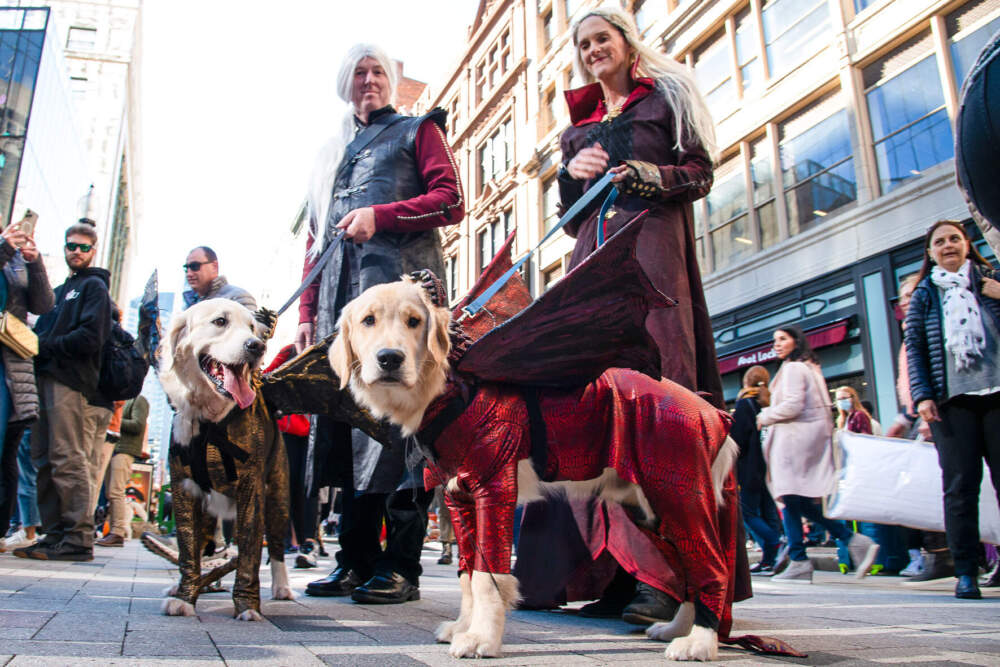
[1,0,144,302]
[0,6,90,284]
[416,0,999,424]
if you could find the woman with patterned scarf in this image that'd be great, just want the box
[905,220,1000,600]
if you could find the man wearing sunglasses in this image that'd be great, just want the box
[15,220,113,562]
[181,246,256,310]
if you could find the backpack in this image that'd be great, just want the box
[98,321,148,401]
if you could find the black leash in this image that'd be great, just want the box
[275,231,345,317]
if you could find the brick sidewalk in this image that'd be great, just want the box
[1,539,998,665]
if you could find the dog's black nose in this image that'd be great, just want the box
[376,348,405,371]
[244,338,265,357]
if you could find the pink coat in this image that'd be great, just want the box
[758,361,836,499]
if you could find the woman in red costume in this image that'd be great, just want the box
[515,4,746,631]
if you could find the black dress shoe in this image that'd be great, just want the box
[351,572,420,604]
[579,567,636,618]
[621,582,680,626]
[955,575,982,599]
[305,567,363,597]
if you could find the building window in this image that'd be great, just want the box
[70,76,88,101]
[476,61,486,105]
[67,26,96,50]
[541,86,557,135]
[693,203,708,275]
[477,227,490,274]
[707,158,752,270]
[502,207,515,251]
[948,3,1000,90]
[750,138,779,249]
[447,96,460,137]
[734,8,762,98]
[446,256,458,302]
[865,37,953,194]
[564,0,584,24]
[779,95,857,235]
[853,0,877,12]
[633,0,659,36]
[761,0,831,80]
[541,9,554,50]
[542,261,564,291]
[541,173,560,231]
[694,29,737,119]
[477,118,514,193]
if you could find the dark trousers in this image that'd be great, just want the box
[0,424,27,531]
[930,393,1000,577]
[740,485,782,562]
[284,433,310,545]
[335,486,433,585]
[780,494,853,562]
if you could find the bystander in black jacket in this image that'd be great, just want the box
[33,267,112,410]
[905,264,1000,404]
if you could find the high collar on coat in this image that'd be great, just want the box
[564,77,654,126]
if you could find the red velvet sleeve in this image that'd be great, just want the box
[298,230,319,325]
[371,119,465,233]
[657,142,714,203]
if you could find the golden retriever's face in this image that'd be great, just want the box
[329,278,451,433]
[160,299,266,424]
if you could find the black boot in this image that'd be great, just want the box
[621,582,680,626]
[437,542,453,565]
[956,574,982,599]
[579,567,636,618]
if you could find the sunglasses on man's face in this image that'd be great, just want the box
[65,242,93,253]
[183,261,213,272]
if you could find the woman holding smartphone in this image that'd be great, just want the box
[0,213,54,552]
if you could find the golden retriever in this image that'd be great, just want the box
[329,278,735,661]
[158,299,294,620]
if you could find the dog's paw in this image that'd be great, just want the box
[435,619,466,643]
[235,609,263,622]
[449,632,502,659]
[162,584,180,597]
[664,626,718,662]
[646,601,694,642]
[271,585,295,601]
[161,598,196,617]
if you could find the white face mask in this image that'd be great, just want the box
[837,399,853,412]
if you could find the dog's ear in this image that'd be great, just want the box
[328,306,355,390]
[426,303,452,370]
[165,311,189,369]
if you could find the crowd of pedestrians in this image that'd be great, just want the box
[3,8,998,627]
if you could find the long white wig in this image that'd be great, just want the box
[571,5,718,162]
[306,43,398,257]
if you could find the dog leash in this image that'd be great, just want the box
[460,170,618,321]
[274,230,346,317]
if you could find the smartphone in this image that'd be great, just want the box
[20,209,37,237]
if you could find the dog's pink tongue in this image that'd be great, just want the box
[222,366,255,409]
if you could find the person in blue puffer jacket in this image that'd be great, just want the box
[905,219,1000,601]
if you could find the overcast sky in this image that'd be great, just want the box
[127,0,475,308]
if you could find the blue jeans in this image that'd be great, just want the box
[740,486,782,564]
[781,494,853,562]
[16,429,39,528]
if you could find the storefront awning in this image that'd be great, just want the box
[717,319,851,375]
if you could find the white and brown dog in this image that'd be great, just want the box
[158,298,294,620]
[329,277,738,661]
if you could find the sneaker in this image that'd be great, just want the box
[900,550,924,577]
[772,558,813,583]
[847,534,880,579]
[905,552,955,582]
[0,528,28,552]
[749,561,775,576]
[296,540,318,569]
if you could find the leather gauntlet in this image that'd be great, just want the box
[617,160,664,200]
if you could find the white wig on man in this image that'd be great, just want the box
[307,43,398,256]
